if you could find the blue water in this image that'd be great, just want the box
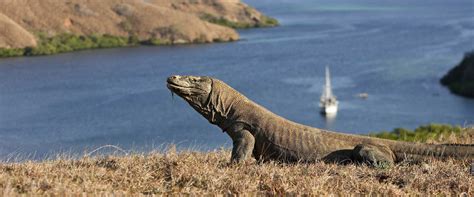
[0,0,473,159]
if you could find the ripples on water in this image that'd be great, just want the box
[0,0,473,159]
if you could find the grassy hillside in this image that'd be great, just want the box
[441,51,474,98]
[1,150,472,195]
[0,127,472,195]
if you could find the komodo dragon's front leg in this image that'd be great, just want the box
[226,123,255,163]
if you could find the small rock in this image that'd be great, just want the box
[421,163,432,173]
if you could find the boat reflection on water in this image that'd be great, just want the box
[324,112,337,128]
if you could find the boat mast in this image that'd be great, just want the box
[324,66,333,100]
[320,66,338,114]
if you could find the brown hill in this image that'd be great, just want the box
[149,0,276,27]
[0,0,275,49]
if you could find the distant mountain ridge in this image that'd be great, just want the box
[441,51,474,98]
[0,0,277,50]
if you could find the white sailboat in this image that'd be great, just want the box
[320,66,338,115]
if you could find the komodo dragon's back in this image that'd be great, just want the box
[167,75,474,166]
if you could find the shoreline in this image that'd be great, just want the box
[0,20,278,58]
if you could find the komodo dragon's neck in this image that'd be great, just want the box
[203,80,474,161]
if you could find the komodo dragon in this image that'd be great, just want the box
[166,75,473,166]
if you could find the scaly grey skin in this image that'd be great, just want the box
[167,75,474,166]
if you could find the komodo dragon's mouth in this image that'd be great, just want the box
[166,79,194,96]
[166,82,182,91]
[167,83,189,94]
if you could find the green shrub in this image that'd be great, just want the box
[0,48,25,57]
[128,35,140,45]
[25,43,58,56]
[141,38,171,46]
[260,16,279,27]
[95,34,128,48]
[17,33,133,56]
[200,13,278,29]
[369,124,462,142]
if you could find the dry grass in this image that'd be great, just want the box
[0,150,472,196]
[1,128,473,195]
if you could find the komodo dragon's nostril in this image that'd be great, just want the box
[168,75,180,82]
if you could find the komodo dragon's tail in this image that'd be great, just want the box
[388,141,474,161]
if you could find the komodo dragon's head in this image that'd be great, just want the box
[167,75,212,106]
[167,75,214,117]
[166,75,243,128]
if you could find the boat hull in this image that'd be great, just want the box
[321,104,338,114]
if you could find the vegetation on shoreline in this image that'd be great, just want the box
[0,126,472,195]
[369,124,471,143]
[0,48,25,57]
[200,14,279,29]
[200,13,279,29]
[0,33,175,58]
[441,51,474,98]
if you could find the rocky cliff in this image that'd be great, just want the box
[441,51,474,98]
[0,0,277,51]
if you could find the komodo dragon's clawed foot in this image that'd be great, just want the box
[352,144,395,168]
[322,149,355,165]
[322,144,396,168]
